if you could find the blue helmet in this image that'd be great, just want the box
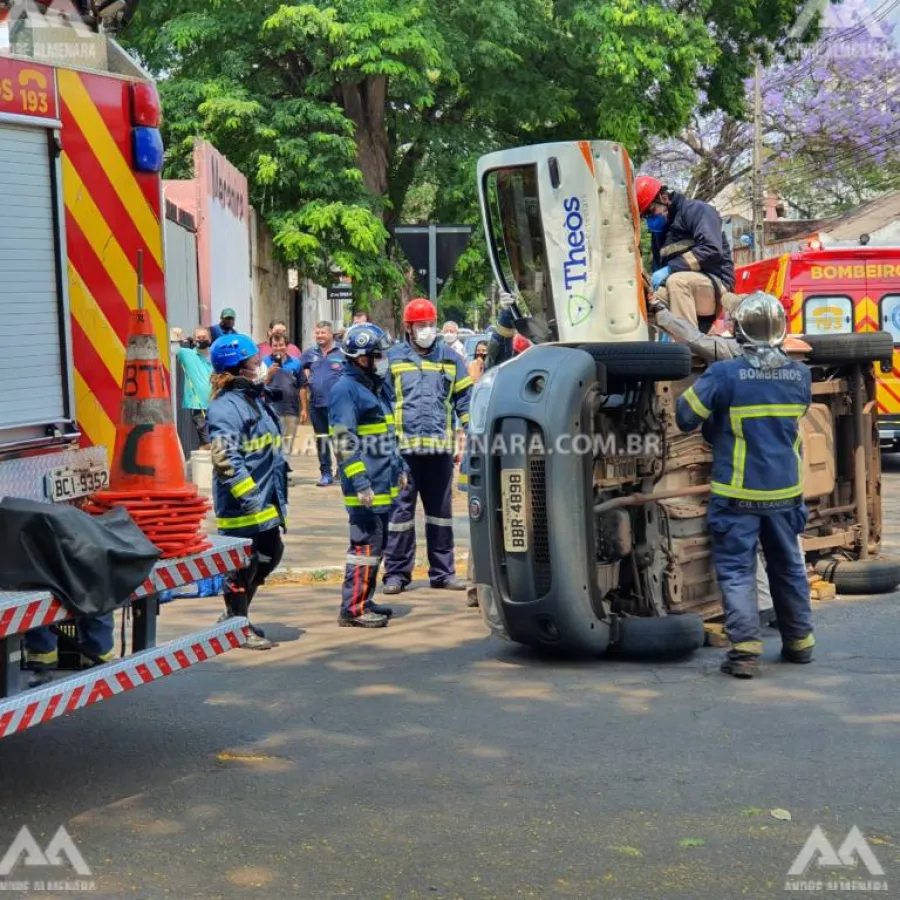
[210,333,259,373]
[341,323,391,359]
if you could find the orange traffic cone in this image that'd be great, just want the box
[86,308,212,560]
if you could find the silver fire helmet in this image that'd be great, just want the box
[733,291,787,348]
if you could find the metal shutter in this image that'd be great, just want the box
[0,125,66,431]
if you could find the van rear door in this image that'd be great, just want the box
[870,253,900,444]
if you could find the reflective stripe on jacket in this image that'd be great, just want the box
[675,356,811,508]
[651,192,735,291]
[329,362,406,511]
[386,340,472,452]
[207,380,289,535]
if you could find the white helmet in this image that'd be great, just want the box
[734,292,786,348]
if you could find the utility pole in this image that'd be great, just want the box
[752,59,765,262]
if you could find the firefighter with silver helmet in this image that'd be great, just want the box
[382,298,473,595]
[330,323,407,628]
[676,291,814,679]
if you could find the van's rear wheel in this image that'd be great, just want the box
[802,333,893,368]
[577,342,693,381]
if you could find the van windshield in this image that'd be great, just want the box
[483,165,558,339]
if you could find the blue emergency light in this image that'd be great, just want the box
[132,127,164,173]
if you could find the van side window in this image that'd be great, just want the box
[881,295,900,345]
[803,296,853,335]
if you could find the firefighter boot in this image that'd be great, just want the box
[720,650,759,679]
[338,611,388,628]
[368,602,394,618]
[228,593,273,650]
[219,588,266,639]
[781,635,815,664]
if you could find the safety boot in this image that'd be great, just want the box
[781,635,815,664]
[382,579,405,595]
[432,576,466,591]
[338,611,388,628]
[720,651,759,679]
[368,602,394,618]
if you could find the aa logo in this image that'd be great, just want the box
[788,825,885,877]
[0,826,92,877]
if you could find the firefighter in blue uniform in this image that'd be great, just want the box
[207,333,288,651]
[676,292,814,679]
[330,323,407,627]
[382,298,473,594]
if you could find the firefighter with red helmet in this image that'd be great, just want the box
[635,174,736,332]
[382,298,473,594]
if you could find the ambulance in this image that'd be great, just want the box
[735,245,900,448]
[0,13,252,740]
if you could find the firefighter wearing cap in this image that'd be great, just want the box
[635,175,736,331]
[382,298,473,594]
[330,323,408,627]
[675,292,814,679]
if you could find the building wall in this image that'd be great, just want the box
[298,277,331,351]
[250,207,292,343]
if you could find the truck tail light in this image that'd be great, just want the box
[133,127,164,173]
[131,81,161,128]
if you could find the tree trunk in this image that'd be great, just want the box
[340,75,399,330]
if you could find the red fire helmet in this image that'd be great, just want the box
[635,175,663,215]
[403,298,438,325]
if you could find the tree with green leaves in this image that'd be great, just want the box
[123,0,817,327]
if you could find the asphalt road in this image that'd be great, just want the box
[2,469,900,899]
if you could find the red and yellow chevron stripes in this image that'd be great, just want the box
[59,69,168,451]
[787,290,804,333]
[854,296,879,333]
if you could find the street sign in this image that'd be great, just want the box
[394,225,473,302]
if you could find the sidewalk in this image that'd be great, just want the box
[205,423,471,584]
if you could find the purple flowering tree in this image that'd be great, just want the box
[644,4,900,215]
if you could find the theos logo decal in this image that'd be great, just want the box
[562,197,593,327]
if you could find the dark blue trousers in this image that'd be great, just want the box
[342,510,390,616]
[309,406,333,476]
[25,614,115,670]
[708,499,813,655]
[385,453,456,586]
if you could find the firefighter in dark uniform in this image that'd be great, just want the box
[635,175,736,330]
[330,323,407,627]
[382,298,473,594]
[208,333,288,651]
[676,292,814,679]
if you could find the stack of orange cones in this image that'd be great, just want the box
[84,308,212,559]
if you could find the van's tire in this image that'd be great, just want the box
[608,614,705,659]
[814,558,900,595]
[802,333,893,369]
[577,342,693,381]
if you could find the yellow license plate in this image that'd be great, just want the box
[501,468,529,553]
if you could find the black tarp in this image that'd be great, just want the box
[0,498,161,616]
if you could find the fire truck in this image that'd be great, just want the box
[0,17,252,739]
[736,245,900,448]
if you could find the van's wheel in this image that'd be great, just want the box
[608,614,705,659]
[802,333,893,369]
[814,558,900,595]
[577,342,693,381]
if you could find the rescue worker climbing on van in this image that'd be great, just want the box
[675,292,814,679]
[635,175,736,331]
[208,333,288,651]
[382,298,473,595]
[330,323,408,627]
